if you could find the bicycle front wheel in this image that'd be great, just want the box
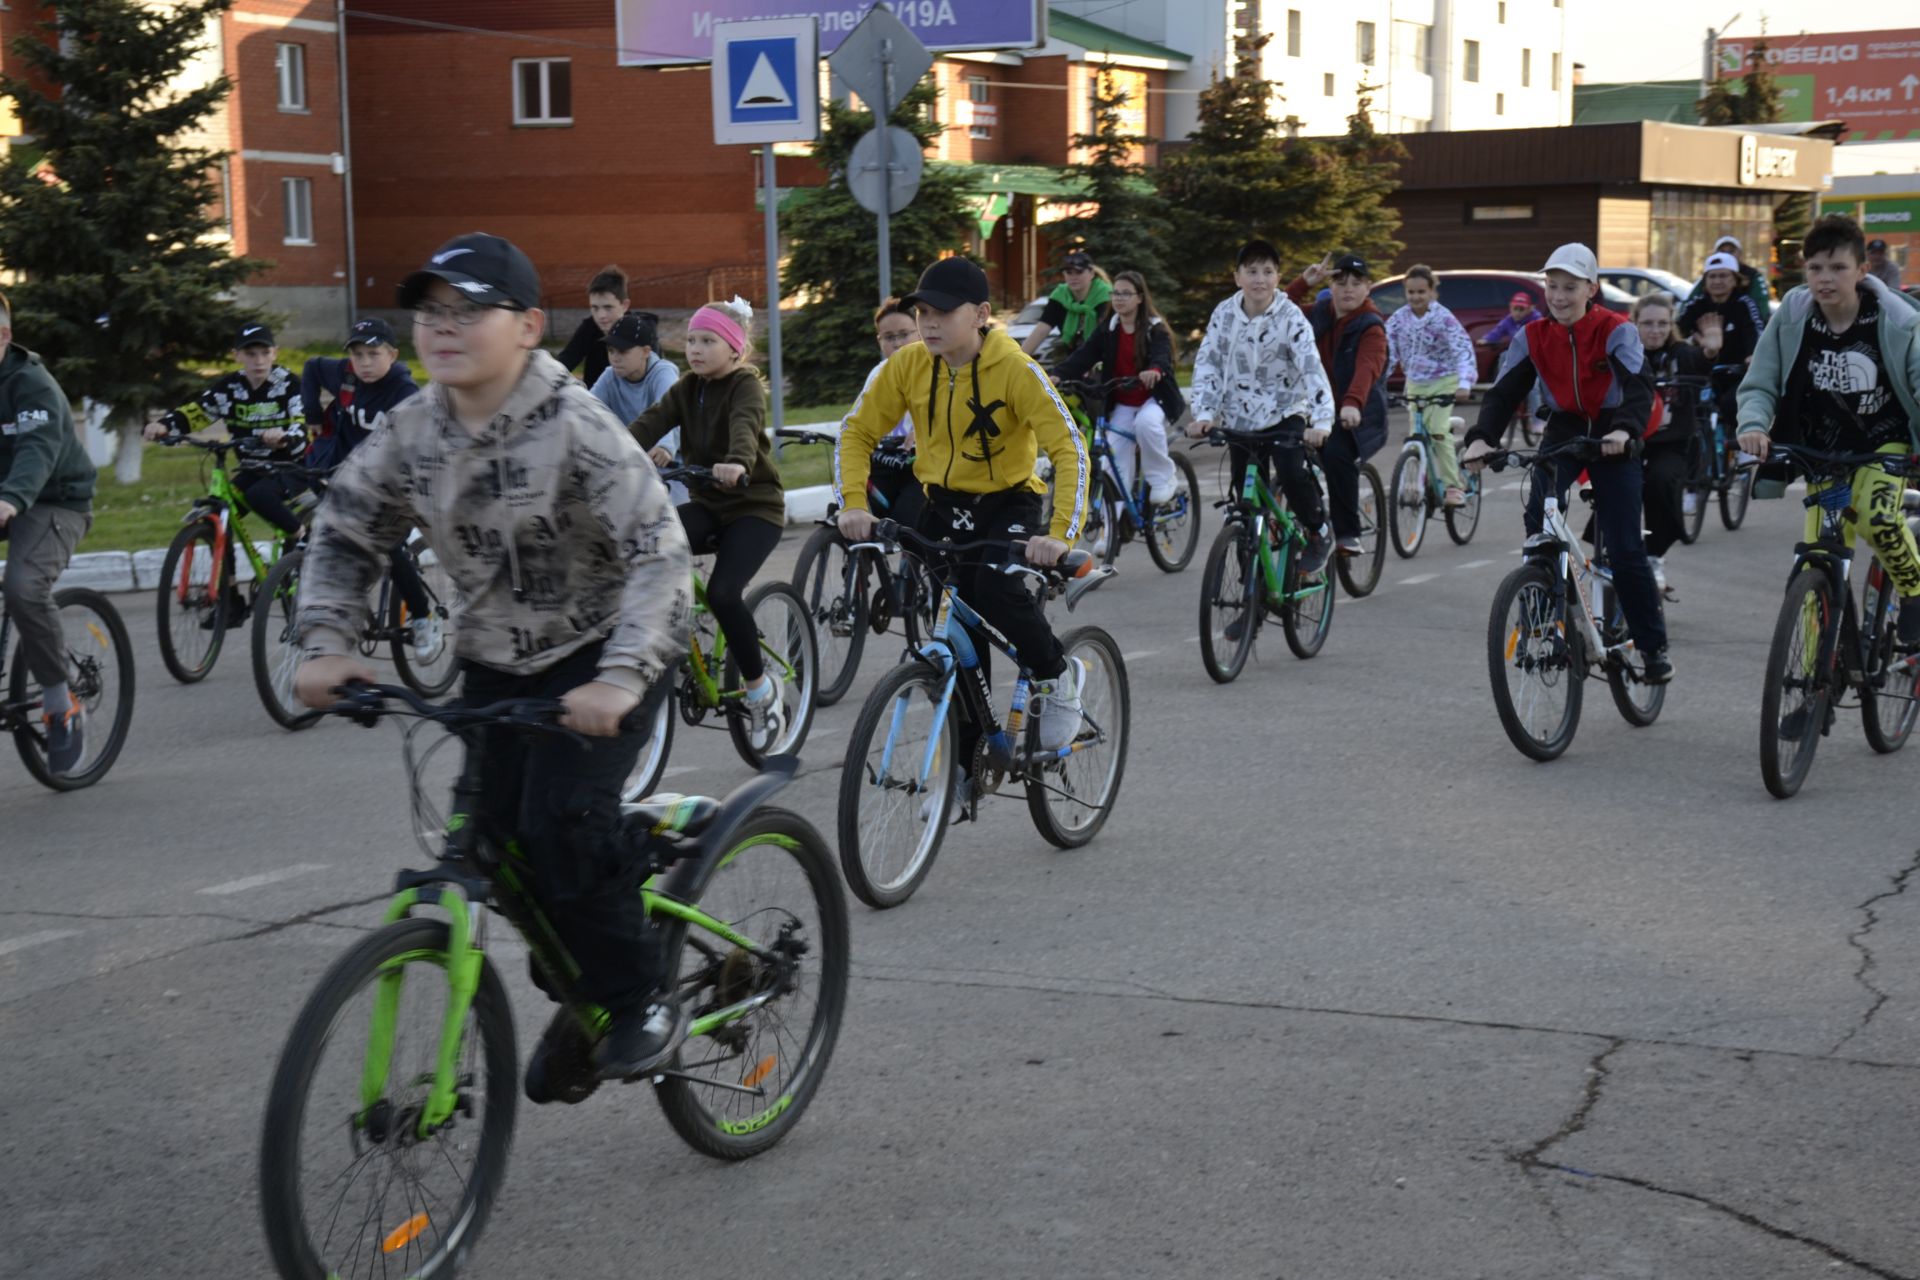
[1282,544,1335,659]
[252,549,321,731]
[792,524,867,707]
[391,549,459,698]
[1760,568,1838,798]
[1720,466,1754,531]
[11,587,136,790]
[1198,521,1257,684]
[157,519,225,683]
[653,807,848,1159]
[836,661,957,908]
[621,684,677,802]
[259,917,517,1280]
[1087,478,1122,568]
[1336,463,1386,598]
[724,582,817,768]
[1446,473,1483,545]
[1861,563,1919,754]
[1144,451,1204,573]
[1027,626,1129,848]
[1487,563,1583,761]
[1388,447,1428,559]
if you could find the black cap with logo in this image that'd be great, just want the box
[903,258,991,312]
[604,311,660,351]
[346,316,397,348]
[1330,253,1372,279]
[234,323,276,350]
[398,233,542,311]
[1061,251,1094,271]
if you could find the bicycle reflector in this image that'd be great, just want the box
[1816,484,1853,515]
[382,1212,430,1254]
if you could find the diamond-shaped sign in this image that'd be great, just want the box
[829,5,932,120]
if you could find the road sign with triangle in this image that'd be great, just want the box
[710,17,819,146]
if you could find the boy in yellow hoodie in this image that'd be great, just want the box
[834,258,1090,768]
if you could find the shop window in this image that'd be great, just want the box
[514,58,572,126]
[1463,40,1480,83]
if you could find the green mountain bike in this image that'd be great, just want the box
[1197,426,1336,683]
[259,683,847,1280]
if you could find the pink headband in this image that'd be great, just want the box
[689,306,746,353]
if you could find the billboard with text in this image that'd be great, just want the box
[1715,29,1920,142]
[616,1,1045,67]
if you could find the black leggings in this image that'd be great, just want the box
[1229,438,1323,533]
[237,468,311,538]
[1643,437,1695,559]
[678,504,783,682]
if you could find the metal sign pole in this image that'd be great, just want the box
[875,37,894,302]
[763,144,785,432]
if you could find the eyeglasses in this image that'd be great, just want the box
[413,300,522,328]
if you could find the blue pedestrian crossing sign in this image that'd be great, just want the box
[710,17,819,145]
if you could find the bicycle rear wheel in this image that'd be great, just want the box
[1487,563,1583,761]
[1446,473,1483,545]
[252,549,321,731]
[156,519,225,683]
[1388,447,1429,559]
[1759,567,1836,799]
[792,524,866,707]
[259,917,516,1280]
[1087,478,1122,568]
[11,587,136,791]
[1027,626,1129,848]
[1861,562,1919,754]
[1198,521,1257,684]
[1144,452,1203,573]
[724,582,817,768]
[1336,462,1386,598]
[621,685,677,802]
[1678,482,1708,545]
[1282,546,1335,659]
[1720,466,1754,531]
[654,808,848,1159]
[837,661,957,908]
[391,548,459,698]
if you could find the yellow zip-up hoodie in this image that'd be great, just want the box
[833,330,1089,543]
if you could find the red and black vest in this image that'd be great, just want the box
[1525,306,1630,427]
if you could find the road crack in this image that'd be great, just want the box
[1510,1036,1626,1174]
[1831,846,1920,1055]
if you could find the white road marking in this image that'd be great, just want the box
[1402,573,1438,585]
[197,863,328,897]
[661,766,699,780]
[1457,559,1496,570]
[1499,482,1523,492]
[1121,649,1162,663]
[0,929,81,957]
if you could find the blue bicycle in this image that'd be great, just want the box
[834,521,1126,908]
[1387,391,1482,557]
[1053,376,1202,573]
[1677,363,1756,543]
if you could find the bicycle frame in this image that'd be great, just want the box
[1524,490,1617,665]
[174,454,288,608]
[680,572,800,709]
[1400,394,1477,505]
[1227,451,1320,609]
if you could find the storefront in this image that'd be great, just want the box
[1824,177,1916,283]
[1381,121,1834,280]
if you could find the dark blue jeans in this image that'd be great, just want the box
[1523,446,1667,657]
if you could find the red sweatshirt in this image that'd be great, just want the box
[1287,277,1389,412]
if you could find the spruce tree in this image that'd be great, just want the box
[1326,86,1406,269]
[0,0,269,482]
[782,79,977,408]
[1044,67,1172,297]
[1696,39,1801,293]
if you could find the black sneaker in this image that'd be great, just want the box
[525,1009,600,1106]
[1899,598,1920,651]
[1643,649,1674,685]
[1778,703,1811,742]
[592,998,688,1081]
[1225,613,1249,644]
[42,700,85,775]
[1298,527,1332,577]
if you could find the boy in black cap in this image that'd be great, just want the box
[292,232,693,1095]
[593,311,682,500]
[1022,250,1112,357]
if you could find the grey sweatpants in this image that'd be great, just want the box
[3,504,89,687]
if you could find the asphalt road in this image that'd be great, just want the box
[5,446,1919,1280]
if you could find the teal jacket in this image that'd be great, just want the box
[0,345,93,513]
[1735,275,1920,447]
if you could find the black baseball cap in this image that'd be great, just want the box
[903,258,990,312]
[604,311,660,351]
[345,316,396,348]
[1235,239,1281,267]
[398,233,542,311]
[1061,251,1094,271]
[1868,238,1889,251]
[234,323,275,349]
[1330,253,1372,279]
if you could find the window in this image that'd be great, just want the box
[513,58,572,125]
[275,42,306,111]
[968,76,989,104]
[282,177,313,245]
[1355,21,1376,66]
[1463,39,1481,83]
[1552,52,1562,91]
[1392,22,1431,74]
[1324,72,1335,96]
[1496,92,1505,115]
[1469,204,1535,222]
[1497,0,1507,22]
[965,75,991,139]
[1521,48,1531,88]
[1286,9,1301,57]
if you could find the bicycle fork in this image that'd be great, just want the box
[361,884,487,1139]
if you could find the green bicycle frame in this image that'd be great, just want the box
[681,572,799,707]
[1235,456,1325,608]
[184,455,284,605]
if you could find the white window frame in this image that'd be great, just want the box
[276,42,306,112]
[1355,20,1376,66]
[1497,0,1507,22]
[1552,51,1563,91]
[513,58,573,126]
[1496,91,1506,116]
[1323,72,1335,96]
[1521,48,1532,88]
[1463,39,1481,83]
[1286,9,1301,57]
[282,176,313,246]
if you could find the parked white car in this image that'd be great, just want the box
[1598,267,1695,301]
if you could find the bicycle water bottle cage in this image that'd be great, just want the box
[1814,484,1853,515]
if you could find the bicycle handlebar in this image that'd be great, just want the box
[774,427,838,446]
[1765,443,1920,479]
[864,518,1099,583]
[321,681,653,739]
[1478,436,1643,473]
[1051,375,1143,400]
[1199,423,1308,448]
[1388,392,1460,408]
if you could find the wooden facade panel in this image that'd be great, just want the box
[1385,186,1603,275]
[1596,191,1653,268]
[1394,125,1644,189]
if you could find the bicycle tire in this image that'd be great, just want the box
[1446,474,1483,546]
[1198,521,1257,684]
[1086,479,1122,569]
[1678,482,1708,545]
[1487,563,1584,761]
[1143,451,1204,573]
[251,549,322,731]
[390,550,459,698]
[11,587,136,791]
[792,524,867,707]
[724,582,817,769]
[621,686,677,802]
[1759,567,1836,799]
[1336,463,1386,598]
[1281,545,1335,659]
[259,917,517,1280]
[1027,625,1129,848]
[1861,562,1919,755]
[1720,466,1753,531]
[837,661,958,908]
[1388,447,1429,559]
[899,558,940,650]
[653,807,849,1158]
[156,519,226,683]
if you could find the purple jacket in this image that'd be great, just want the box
[1483,309,1543,348]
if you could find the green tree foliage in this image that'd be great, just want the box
[1043,67,1172,297]
[1696,38,1782,126]
[0,0,270,481]
[782,79,977,408]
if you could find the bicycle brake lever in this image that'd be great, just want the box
[1064,565,1115,611]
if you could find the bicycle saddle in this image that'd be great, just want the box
[623,792,721,836]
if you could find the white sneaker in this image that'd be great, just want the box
[412,612,443,661]
[743,672,784,751]
[1031,657,1087,753]
[1648,555,1668,595]
[1682,490,1700,516]
[920,773,974,825]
